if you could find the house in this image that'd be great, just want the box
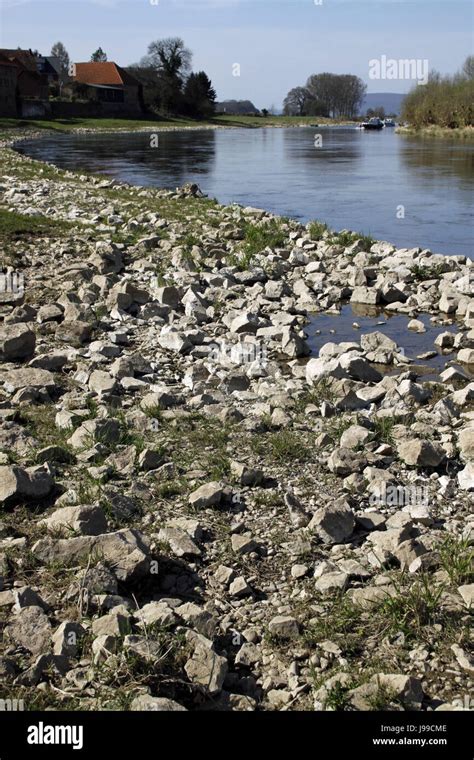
[0,49,48,100]
[72,62,143,115]
[0,53,18,116]
[36,55,62,84]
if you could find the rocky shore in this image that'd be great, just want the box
[0,132,472,712]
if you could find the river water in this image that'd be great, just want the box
[16,126,474,258]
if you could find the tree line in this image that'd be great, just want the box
[283,73,366,118]
[401,56,474,129]
[50,38,217,119]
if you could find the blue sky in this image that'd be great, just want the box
[0,0,472,109]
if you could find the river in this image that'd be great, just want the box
[16,126,474,258]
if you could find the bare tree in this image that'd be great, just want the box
[50,41,70,94]
[145,37,192,82]
[283,87,311,116]
[462,55,474,79]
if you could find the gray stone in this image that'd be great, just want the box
[0,323,35,361]
[309,499,355,544]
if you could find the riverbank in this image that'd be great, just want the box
[397,125,474,139]
[0,114,356,134]
[0,135,473,713]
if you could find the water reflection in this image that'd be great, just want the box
[16,128,473,256]
[399,136,474,184]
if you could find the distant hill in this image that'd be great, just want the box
[216,100,260,115]
[360,93,406,116]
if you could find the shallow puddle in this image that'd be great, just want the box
[306,304,473,380]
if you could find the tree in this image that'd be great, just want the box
[462,55,474,80]
[283,87,311,116]
[366,106,385,119]
[305,72,366,118]
[91,48,107,63]
[140,37,192,113]
[183,71,216,118]
[50,41,70,95]
[145,37,192,81]
[51,41,70,73]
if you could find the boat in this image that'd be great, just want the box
[362,117,384,130]
[384,118,396,127]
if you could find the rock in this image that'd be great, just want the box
[31,529,151,582]
[92,607,131,637]
[231,534,258,555]
[55,321,91,347]
[351,286,380,305]
[371,673,424,705]
[184,640,228,694]
[268,615,299,639]
[315,571,349,593]
[130,695,187,711]
[230,461,263,487]
[327,448,367,476]
[0,323,35,361]
[158,326,192,354]
[1,367,56,392]
[5,606,51,655]
[188,482,223,509]
[134,601,176,629]
[12,586,46,612]
[229,576,252,598]
[340,424,371,449]
[92,634,118,664]
[306,357,346,384]
[434,331,456,349]
[458,427,474,462]
[67,418,121,450]
[284,491,311,528]
[159,527,201,557]
[338,353,382,383]
[156,286,181,309]
[397,439,446,468]
[39,505,107,536]
[52,622,86,657]
[407,319,426,333]
[457,584,474,608]
[176,603,216,638]
[457,348,474,364]
[309,499,355,544]
[0,465,54,505]
[360,331,398,363]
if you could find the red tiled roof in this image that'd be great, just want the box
[73,62,139,87]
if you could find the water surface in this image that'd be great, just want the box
[16,127,474,257]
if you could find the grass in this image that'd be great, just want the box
[229,218,288,269]
[308,219,330,240]
[410,263,446,281]
[331,230,375,251]
[0,208,74,244]
[295,380,336,412]
[372,416,397,446]
[379,574,446,639]
[251,430,309,463]
[0,114,357,134]
[438,535,473,586]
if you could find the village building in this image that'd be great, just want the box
[72,62,143,115]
